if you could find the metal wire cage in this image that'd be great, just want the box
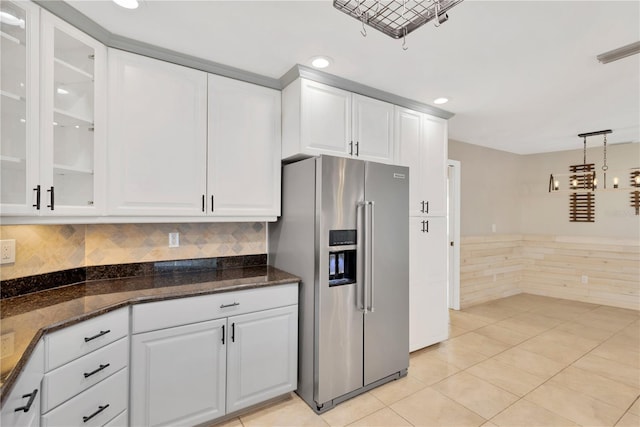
[333,0,464,39]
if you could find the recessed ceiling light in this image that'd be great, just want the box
[433,97,449,105]
[310,56,332,69]
[113,0,139,10]
[56,87,69,95]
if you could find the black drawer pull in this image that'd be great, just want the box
[83,404,109,423]
[84,329,110,342]
[220,302,239,309]
[231,322,235,342]
[83,363,110,378]
[222,324,225,345]
[14,389,38,413]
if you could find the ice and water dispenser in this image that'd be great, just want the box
[328,230,357,286]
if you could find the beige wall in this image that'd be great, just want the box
[450,140,640,310]
[449,140,523,235]
[450,140,639,238]
[521,143,640,239]
[0,223,266,281]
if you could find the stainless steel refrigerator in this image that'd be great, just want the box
[269,155,409,413]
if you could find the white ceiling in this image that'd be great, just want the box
[65,0,640,154]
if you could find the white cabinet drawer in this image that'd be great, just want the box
[132,283,298,334]
[45,309,129,371]
[41,368,128,427]
[104,410,127,427]
[42,337,129,413]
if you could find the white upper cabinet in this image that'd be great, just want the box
[395,106,447,217]
[1,4,106,217]
[207,74,281,218]
[0,0,39,215]
[39,11,106,216]
[107,50,281,220]
[107,48,208,216]
[283,78,351,158]
[282,78,395,164]
[351,94,394,163]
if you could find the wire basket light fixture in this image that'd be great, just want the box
[333,0,465,43]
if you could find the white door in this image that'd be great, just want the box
[395,107,424,216]
[352,94,394,163]
[39,11,107,216]
[226,305,298,413]
[421,115,448,216]
[300,79,350,156]
[107,49,207,216]
[207,74,281,217]
[0,0,40,216]
[409,216,449,352]
[130,319,227,427]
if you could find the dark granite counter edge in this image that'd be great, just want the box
[0,272,299,407]
[1,254,268,299]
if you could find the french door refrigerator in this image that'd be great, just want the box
[269,155,409,413]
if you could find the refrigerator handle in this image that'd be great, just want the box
[369,201,375,313]
[356,202,367,313]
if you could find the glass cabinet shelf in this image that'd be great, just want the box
[1,155,26,168]
[0,90,24,102]
[53,164,94,175]
[54,108,93,126]
[54,57,93,81]
[0,30,22,45]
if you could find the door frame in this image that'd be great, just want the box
[447,160,461,310]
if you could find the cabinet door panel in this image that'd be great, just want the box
[39,11,107,216]
[422,116,447,216]
[207,74,281,217]
[227,305,298,413]
[130,319,226,427]
[352,94,394,163]
[0,341,43,427]
[107,49,207,216]
[0,0,39,215]
[395,107,423,216]
[300,80,350,156]
[409,217,448,352]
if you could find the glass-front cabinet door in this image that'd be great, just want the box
[0,1,39,215]
[40,10,105,215]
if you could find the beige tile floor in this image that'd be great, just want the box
[215,293,640,427]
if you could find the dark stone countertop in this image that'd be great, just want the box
[0,265,299,406]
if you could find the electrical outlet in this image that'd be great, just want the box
[0,239,15,264]
[1,332,15,359]
[581,275,588,284]
[168,232,179,248]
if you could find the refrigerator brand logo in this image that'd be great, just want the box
[393,173,406,179]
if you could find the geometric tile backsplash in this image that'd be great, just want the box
[0,222,266,281]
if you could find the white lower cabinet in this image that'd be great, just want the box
[130,284,298,426]
[409,216,449,352]
[226,305,297,413]
[130,318,227,427]
[0,341,44,427]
